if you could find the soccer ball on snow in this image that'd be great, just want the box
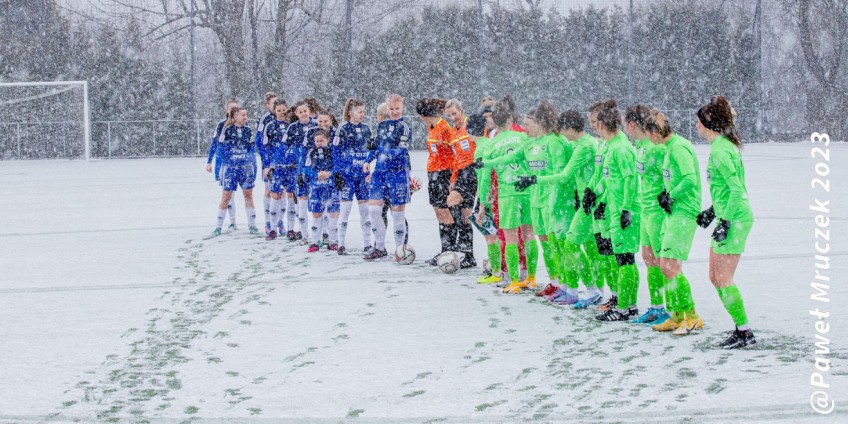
[395,244,416,265]
[437,251,460,274]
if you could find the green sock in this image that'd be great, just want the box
[505,243,519,282]
[539,240,557,282]
[546,234,563,280]
[646,266,665,307]
[603,255,618,294]
[561,240,587,289]
[718,285,749,327]
[487,243,502,274]
[525,238,539,278]
[671,273,695,312]
[616,264,639,308]
[583,239,601,288]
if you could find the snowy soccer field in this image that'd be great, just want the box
[1,143,846,423]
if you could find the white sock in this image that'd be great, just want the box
[269,198,280,232]
[310,216,321,245]
[298,200,309,236]
[227,197,236,225]
[358,202,372,247]
[369,205,386,251]
[286,197,297,233]
[216,208,226,229]
[276,198,286,231]
[338,202,353,247]
[329,216,338,242]
[322,214,329,237]
[246,207,256,229]
[391,210,406,249]
[263,195,271,228]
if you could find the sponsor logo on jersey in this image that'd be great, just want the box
[528,160,547,170]
[595,155,603,164]
[663,169,671,180]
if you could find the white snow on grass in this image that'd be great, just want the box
[0,144,846,423]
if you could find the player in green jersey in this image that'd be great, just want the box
[468,113,506,284]
[641,109,704,336]
[696,96,756,349]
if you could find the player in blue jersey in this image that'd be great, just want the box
[284,101,316,241]
[302,128,340,252]
[213,107,258,236]
[333,98,373,255]
[255,92,278,235]
[362,94,412,261]
[263,99,290,240]
[307,111,338,245]
[206,98,239,230]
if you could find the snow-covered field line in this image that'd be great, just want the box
[1,143,846,422]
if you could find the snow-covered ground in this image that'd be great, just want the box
[1,144,846,423]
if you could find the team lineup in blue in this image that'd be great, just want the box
[206,92,756,350]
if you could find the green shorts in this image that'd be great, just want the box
[712,220,753,255]
[609,210,640,254]
[499,194,532,229]
[640,207,665,254]
[658,213,697,260]
[567,209,595,244]
[548,198,576,237]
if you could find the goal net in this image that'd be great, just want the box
[0,81,90,160]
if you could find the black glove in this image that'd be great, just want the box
[366,137,377,151]
[266,166,275,182]
[712,219,730,242]
[297,174,305,188]
[573,190,580,211]
[594,202,606,220]
[334,173,345,191]
[620,210,632,229]
[657,189,673,214]
[514,175,536,191]
[697,206,716,228]
[582,188,597,214]
[469,157,485,170]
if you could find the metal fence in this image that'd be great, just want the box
[0,109,779,160]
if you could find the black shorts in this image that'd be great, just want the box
[453,166,478,210]
[428,170,452,208]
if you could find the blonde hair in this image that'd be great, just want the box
[264,92,278,104]
[386,93,403,104]
[376,102,388,122]
[645,108,672,138]
[445,98,463,111]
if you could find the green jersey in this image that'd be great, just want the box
[707,135,754,222]
[475,136,495,203]
[484,130,529,198]
[522,133,570,206]
[538,133,597,194]
[601,130,639,215]
[662,133,701,218]
[636,138,666,212]
[590,137,608,199]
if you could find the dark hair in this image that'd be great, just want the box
[466,113,487,137]
[594,99,620,131]
[492,96,514,128]
[313,128,330,141]
[343,98,365,122]
[274,98,287,108]
[532,100,559,134]
[624,104,651,130]
[304,97,323,115]
[318,110,339,127]
[559,110,584,132]
[225,106,244,127]
[645,108,672,138]
[416,98,447,117]
[289,100,309,122]
[697,95,742,147]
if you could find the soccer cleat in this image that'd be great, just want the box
[595,308,632,322]
[249,226,260,235]
[295,231,303,240]
[535,283,559,298]
[286,230,297,240]
[632,307,664,324]
[520,276,537,289]
[363,249,388,261]
[597,295,618,311]
[362,245,375,256]
[651,309,671,325]
[545,288,566,301]
[337,246,347,255]
[502,281,527,294]
[307,244,320,253]
[328,243,339,251]
[652,318,680,332]
[265,230,277,241]
[265,223,273,235]
[573,293,603,309]
[459,255,477,269]
[228,223,237,231]
[323,233,331,245]
[477,274,502,284]
[212,227,222,237]
[719,328,756,349]
[672,317,704,336]
[550,292,580,306]
[424,255,439,266]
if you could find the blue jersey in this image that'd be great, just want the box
[283,120,314,168]
[266,119,288,167]
[207,119,227,164]
[304,146,335,187]
[333,122,372,176]
[219,125,254,166]
[254,111,275,166]
[368,118,411,174]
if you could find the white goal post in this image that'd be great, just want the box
[0,80,91,161]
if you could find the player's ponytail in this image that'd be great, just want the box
[624,104,651,130]
[645,108,672,138]
[224,105,239,128]
[533,100,559,134]
[342,98,364,122]
[697,95,742,148]
[594,99,620,132]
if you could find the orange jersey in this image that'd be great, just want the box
[450,118,477,181]
[425,118,455,172]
